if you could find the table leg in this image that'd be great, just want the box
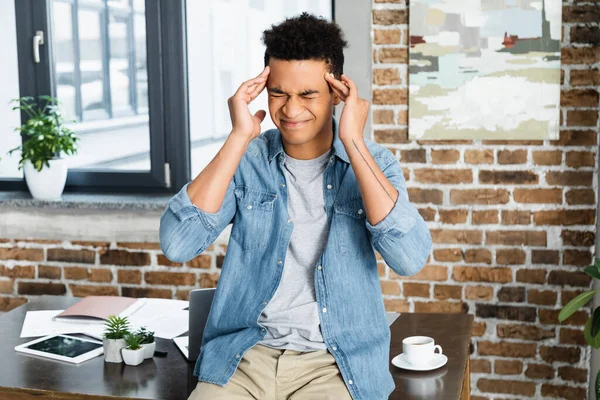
[461,357,470,400]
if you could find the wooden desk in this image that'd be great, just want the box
[0,296,472,399]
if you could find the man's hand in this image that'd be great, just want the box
[324,72,370,145]
[228,66,270,140]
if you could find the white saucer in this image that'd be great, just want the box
[391,353,448,371]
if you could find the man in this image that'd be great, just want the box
[160,12,431,400]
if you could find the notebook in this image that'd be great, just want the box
[52,296,146,323]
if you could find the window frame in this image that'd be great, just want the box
[5,0,189,193]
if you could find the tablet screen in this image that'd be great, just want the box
[27,336,102,358]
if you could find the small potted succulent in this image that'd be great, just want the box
[8,95,79,200]
[136,326,156,359]
[103,315,130,363]
[121,332,145,366]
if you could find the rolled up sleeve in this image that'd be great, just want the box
[159,179,237,263]
[365,158,432,277]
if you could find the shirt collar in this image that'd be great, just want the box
[268,114,350,164]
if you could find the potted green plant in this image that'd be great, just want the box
[559,257,600,399]
[8,95,79,200]
[121,332,145,366]
[103,315,130,363]
[135,326,156,359]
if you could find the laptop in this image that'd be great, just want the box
[173,288,215,361]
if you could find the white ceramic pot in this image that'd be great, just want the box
[140,341,156,359]
[122,348,145,366]
[103,338,126,363]
[23,158,68,201]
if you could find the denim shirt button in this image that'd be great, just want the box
[332,346,337,351]
[317,265,322,270]
[326,184,332,189]
[277,260,283,265]
[358,209,363,214]
[349,380,353,385]
[247,205,252,210]
[262,301,267,305]
[235,354,241,359]
[322,307,327,313]
[280,183,285,188]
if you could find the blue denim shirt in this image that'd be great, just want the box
[159,115,432,399]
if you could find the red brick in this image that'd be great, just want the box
[372,9,407,25]
[497,324,554,341]
[562,230,595,247]
[380,280,401,295]
[465,149,493,164]
[47,249,95,264]
[414,301,465,314]
[471,359,491,373]
[38,265,61,280]
[532,150,562,166]
[403,282,429,298]
[431,230,482,244]
[540,346,581,364]
[100,250,150,266]
[434,285,462,300]
[18,282,66,295]
[433,248,462,262]
[199,272,220,288]
[438,209,468,224]
[528,289,557,306]
[145,272,196,286]
[414,169,472,184]
[486,230,546,246]
[121,287,172,299]
[559,328,585,346]
[566,188,595,205]
[453,267,512,283]
[0,265,35,279]
[540,309,588,326]
[525,364,555,380]
[494,359,523,375]
[513,188,562,204]
[384,299,410,312]
[501,210,530,225]
[541,384,586,400]
[496,249,525,265]
[478,341,537,358]
[548,270,591,287]
[450,189,509,205]
[472,210,498,225]
[0,296,27,312]
[431,149,460,164]
[407,188,443,204]
[465,286,494,301]
[479,170,538,184]
[532,250,559,265]
[69,284,118,297]
[0,248,44,262]
[497,150,527,164]
[393,265,448,281]
[534,209,595,226]
[558,366,587,383]
[188,254,212,269]
[516,269,546,284]
[465,249,492,264]
[117,269,142,284]
[116,242,161,250]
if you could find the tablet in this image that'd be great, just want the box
[15,334,104,364]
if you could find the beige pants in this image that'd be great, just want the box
[188,344,353,400]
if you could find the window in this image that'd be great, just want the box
[2,0,353,194]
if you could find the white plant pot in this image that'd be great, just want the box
[122,348,145,366]
[23,158,68,201]
[103,338,127,363]
[140,342,156,359]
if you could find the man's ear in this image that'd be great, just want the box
[333,93,342,105]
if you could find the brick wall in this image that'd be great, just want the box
[0,1,598,399]
[0,239,224,311]
[372,0,598,399]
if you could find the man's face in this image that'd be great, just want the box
[266,58,341,146]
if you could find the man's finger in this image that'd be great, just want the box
[341,74,356,98]
[326,73,350,97]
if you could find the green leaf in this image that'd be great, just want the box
[592,307,600,338]
[596,369,600,400]
[585,265,600,280]
[559,290,596,322]
[585,317,600,348]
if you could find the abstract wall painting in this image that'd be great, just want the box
[408,0,562,140]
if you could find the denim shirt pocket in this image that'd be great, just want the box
[231,185,277,250]
[333,197,372,258]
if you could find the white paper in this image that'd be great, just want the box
[21,310,105,339]
[129,309,189,340]
[173,335,189,359]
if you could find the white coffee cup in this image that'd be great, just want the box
[402,336,443,367]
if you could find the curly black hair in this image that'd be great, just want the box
[262,12,348,81]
